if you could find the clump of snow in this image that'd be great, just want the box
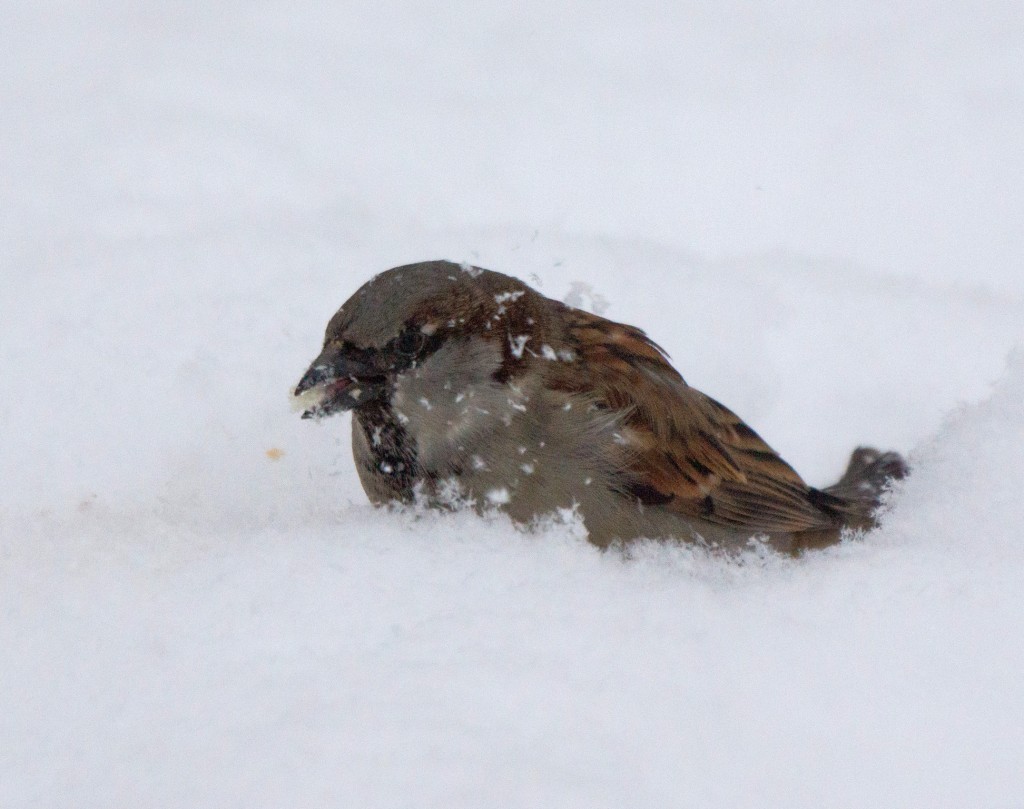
[290,384,328,414]
[564,281,612,315]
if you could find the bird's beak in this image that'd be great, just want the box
[293,344,380,419]
[294,359,337,397]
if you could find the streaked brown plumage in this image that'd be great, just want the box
[295,260,907,553]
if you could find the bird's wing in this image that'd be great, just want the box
[548,307,842,534]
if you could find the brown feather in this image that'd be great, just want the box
[548,306,841,535]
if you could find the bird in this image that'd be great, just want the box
[294,260,907,553]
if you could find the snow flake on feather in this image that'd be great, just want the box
[427,478,472,510]
[494,290,525,316]
[509,334,530,358]
[485,487,511,505]
[539,343,576,362]
[506,382,529,412]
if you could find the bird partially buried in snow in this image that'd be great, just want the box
[294,261,906,553]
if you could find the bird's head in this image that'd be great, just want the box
[293,260,537,419]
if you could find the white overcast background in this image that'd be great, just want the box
[2,2,1024,807]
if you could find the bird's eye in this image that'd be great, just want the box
[396,328,424,357]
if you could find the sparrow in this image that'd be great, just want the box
[294,260,907,553]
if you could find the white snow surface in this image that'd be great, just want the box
[3,2,1024,807]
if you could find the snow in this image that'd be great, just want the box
[2,2,1024,806]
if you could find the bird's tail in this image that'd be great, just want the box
[821,446,908,531]
[789,447,907,553]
